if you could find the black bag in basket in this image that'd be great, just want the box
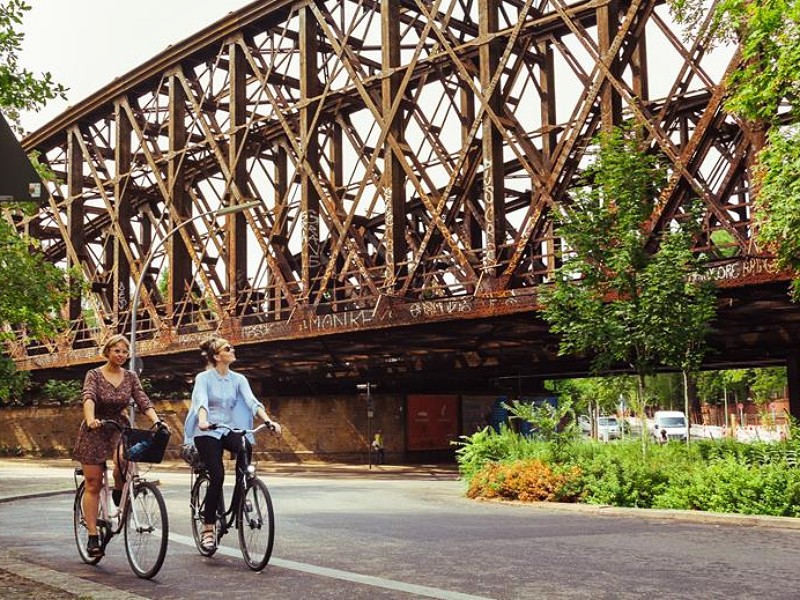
[122,427,170,463]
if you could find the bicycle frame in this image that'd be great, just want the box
[73,419,170,579]
[190,424,262,537]
[189,421,276,570]
[74,441,143,540]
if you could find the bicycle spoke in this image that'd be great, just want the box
[73,481,103,565]
[124,481,168,579]
[237,478,274,571]
[191,474,218,556]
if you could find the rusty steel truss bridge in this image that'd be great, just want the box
[6,0,800,397]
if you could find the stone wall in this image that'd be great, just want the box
[0,393,406,463]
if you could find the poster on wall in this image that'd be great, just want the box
[406,395,459,451]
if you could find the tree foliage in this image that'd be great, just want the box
[670,0,800,296]
[0,1,70,402]
[0,0,67,126]
[539,127,716,394]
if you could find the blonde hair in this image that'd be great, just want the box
[199,337,229,367]
[101,334,130,357]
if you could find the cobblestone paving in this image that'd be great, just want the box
[0,568,79,599]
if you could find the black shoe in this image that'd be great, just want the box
[112,489,122,506]
[87,535,103,558]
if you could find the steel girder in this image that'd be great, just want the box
[3,0,779,385]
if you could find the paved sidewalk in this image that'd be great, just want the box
[0,456,460,503]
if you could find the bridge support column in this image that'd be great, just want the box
[787,352,800,421]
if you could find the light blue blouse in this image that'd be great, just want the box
[183,369,264,444]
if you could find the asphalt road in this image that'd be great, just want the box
[2,462,800,599]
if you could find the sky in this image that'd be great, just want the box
[18,1,255,133]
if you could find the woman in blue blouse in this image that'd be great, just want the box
[184,337,281,552]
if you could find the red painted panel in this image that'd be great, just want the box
[407,395,459,451]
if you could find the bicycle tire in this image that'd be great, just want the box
[190,473,219,556]
[237,477,275,571]
[124,480,168,579]
[73,481,103,565]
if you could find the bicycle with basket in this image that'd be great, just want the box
[181,422,276,571]
[73,420,171,579]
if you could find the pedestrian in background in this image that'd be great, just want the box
[371,429,385,464]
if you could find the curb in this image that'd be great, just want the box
[0,489,73,504]
[0,550,149,600]
[476,497,800,530]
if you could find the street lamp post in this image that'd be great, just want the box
[358,383,375,469]
[128,201,259,417]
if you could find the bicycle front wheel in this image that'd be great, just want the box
[124,480,168,579]
[190,473,219,556]
[73,481,102,565]
[237,477,275,571]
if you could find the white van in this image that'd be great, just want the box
[651,411,688,442]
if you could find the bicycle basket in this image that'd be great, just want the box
[122,427,170,463]
[179,443,204,469]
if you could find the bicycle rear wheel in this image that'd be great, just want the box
[124,480,168,579]
[237,477,275,571]
[190,473,220,556]
[73,481,103,565]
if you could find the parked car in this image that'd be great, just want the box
[597,416,621,440]
[578,415,592,436]
[651,410,688,442]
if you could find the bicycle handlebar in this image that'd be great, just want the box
[94,419,169,432]
[206,422,276,434]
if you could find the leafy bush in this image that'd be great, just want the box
[454,425,548,481]
[467,459,583,502]
[41,379,82,405]
[0,356,30,406]
[457,429,800,516]
[652,458,800,517]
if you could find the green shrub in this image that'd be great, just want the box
[41,379,82,405]
[454,425,548,481]
[467,459,583,502]
[653,458,800,516]
[457,431,800,516]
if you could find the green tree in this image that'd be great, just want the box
[641,206,717,430]
[539,126,716,450]
[1,1,67,126]
[748,366,787,405]
[0,1,70,402]
[670,0,800,296]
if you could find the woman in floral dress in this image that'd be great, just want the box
[72,334,167,557]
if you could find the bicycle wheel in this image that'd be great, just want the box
[73,481,103,565]
[124,480,168,579]
[237,477,275,571]
[190,473,219,557]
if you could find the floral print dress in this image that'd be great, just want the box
[71,368,154,464]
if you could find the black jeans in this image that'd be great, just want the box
[194,433,252,525]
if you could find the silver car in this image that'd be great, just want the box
[597,416,621,440]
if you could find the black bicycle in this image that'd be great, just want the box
[187,422,276,570]
[73,420,170,579]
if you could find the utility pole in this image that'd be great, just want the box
[358,383,375,469]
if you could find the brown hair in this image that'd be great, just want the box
[101,334,130,358]
[199,337,229,367]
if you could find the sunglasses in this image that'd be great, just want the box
[219,345,234,353]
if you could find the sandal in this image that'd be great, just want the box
[200,529,216,552]
[87,534,104,558]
